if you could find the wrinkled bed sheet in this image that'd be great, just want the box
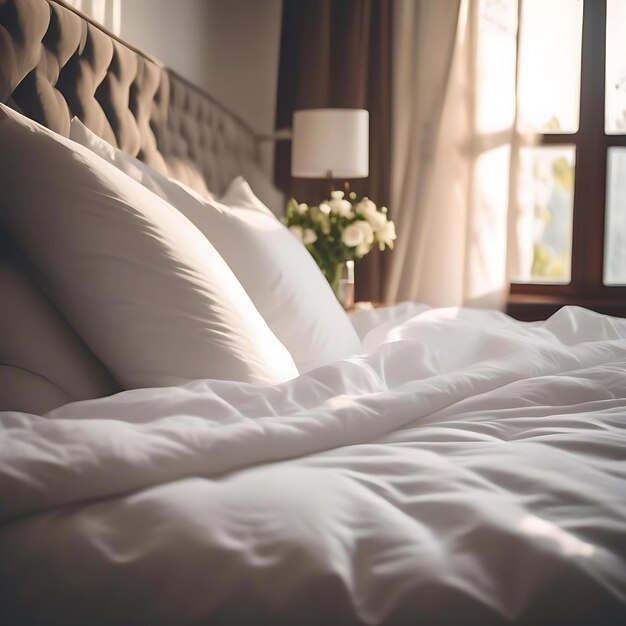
[1,304,625,625]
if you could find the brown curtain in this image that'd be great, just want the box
[274,0,393,302]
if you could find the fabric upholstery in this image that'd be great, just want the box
[0,0,259,196]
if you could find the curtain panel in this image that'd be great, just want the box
[274,0,393,302]
[387,0,532,308]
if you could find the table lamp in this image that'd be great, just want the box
[291,109,369,184]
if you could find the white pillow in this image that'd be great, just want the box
[220,178,363,371]
[0,104,298,389]
[70,118,362,372]
[239,159,285,217]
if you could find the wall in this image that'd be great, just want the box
[118,1,213,95]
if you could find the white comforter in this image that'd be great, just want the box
[1,304,625,625]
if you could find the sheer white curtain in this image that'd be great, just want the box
[387,0,531,309]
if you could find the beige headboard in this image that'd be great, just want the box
[0,0,261,196]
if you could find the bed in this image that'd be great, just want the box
[0,1,625,625]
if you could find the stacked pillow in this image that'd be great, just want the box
[70,118,362,373]
[0,104,298,390]
[0,102,362,401]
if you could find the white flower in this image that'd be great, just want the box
[289,225,304,243]
[302,228,317,245]
[319,214,331,234]
[328,196,353,218]
[319,202,332,215]
[366,210,387,231]
[330,190,345,199]
[356,242,370,258]
[376,219,397,249]
[296,202,309,215]
[356,197,377,218]
[341,220,374,249]
[341,222,366,247]
[354,219,375,245]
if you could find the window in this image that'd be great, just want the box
[508,0,626,319]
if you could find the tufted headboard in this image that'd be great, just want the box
[0,0,261,196]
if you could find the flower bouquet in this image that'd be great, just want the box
[285,190,396,307]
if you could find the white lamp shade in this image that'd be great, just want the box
[291,109,369,179]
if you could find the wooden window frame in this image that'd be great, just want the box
[507,0,626,320]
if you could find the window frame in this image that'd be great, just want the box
[508,0,626,319]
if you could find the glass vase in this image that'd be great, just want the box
[329,260,355,311]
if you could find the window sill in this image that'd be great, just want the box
[506,292,626,321]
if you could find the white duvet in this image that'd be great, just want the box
[1,304,625,625]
